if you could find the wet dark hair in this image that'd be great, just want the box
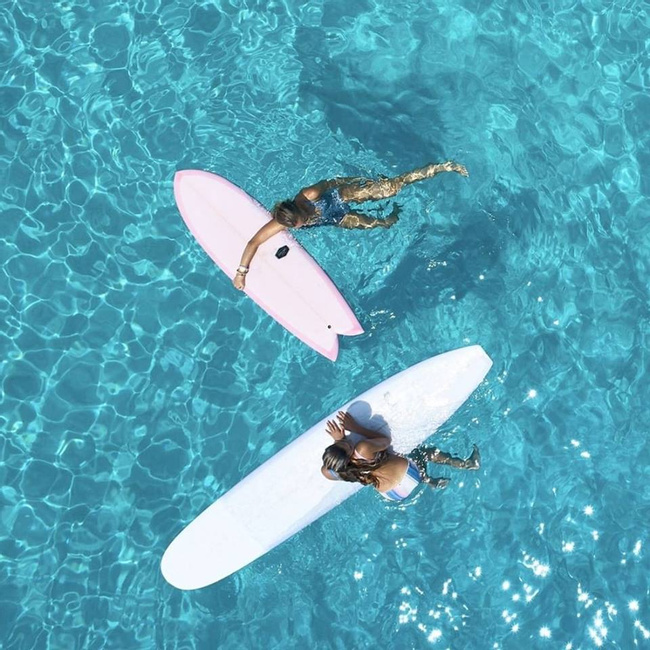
[322,442,389,489]
[271,200,303,227]
[322,444,350,473]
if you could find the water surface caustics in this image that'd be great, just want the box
[1,0,649,648]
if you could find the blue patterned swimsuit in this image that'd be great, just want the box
[304,188,350,227]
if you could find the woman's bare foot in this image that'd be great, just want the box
[383,204,401,228]
[440,160,469,177]
[464,444,481,470]
[425,477,450,490]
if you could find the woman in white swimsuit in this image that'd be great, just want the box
[321,412,480,502]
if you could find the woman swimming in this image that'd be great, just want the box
[233,161,468,290]
[321,411,480,501]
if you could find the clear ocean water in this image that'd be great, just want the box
[1,0,649,648]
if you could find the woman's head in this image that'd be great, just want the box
[322,442,388,488]
[322,442,353,473]
[271,200,305,228]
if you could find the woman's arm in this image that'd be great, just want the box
[336,411,389,440]
[325,413,390,462]
[233,219,286,290]
[356,437,391,458]
[334,411,391,459]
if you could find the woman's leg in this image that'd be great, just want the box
[408,450,450,490]
[422,475,450,489]
[338,161,468,204]
[418,444,481,470]
[339,205,400,230]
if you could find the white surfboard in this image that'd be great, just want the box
[161,345,493,590]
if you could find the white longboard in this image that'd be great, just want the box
[161,346,493,590]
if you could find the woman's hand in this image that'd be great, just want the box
[233,273,246,290]
[336,411,387,440]
[336,411,359,433]
[385,204,400,228]
[326,419,346,441]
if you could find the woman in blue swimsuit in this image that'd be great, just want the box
[233,161,468,290]
[320,411,480,502]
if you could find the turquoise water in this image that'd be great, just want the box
[1,0,649,647]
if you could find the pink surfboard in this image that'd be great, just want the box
[174,170,363,360]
